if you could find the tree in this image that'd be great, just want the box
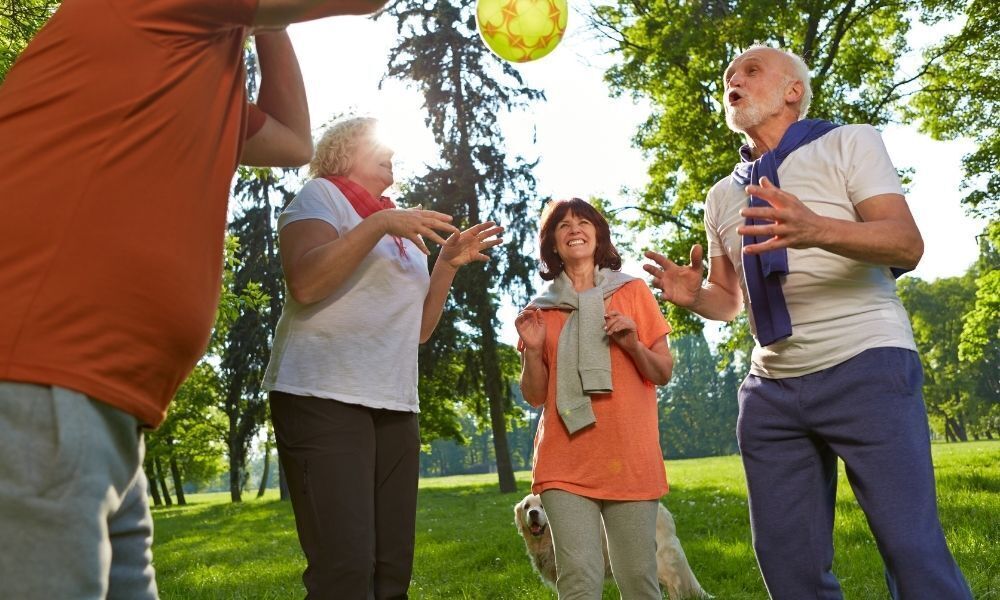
[659,333,740,459]
[219,167,292,502]
[589,0,988,335]
[384,0,545,493]
[957,220,1000,439]
[899,275,978,440]
[906,0,999,216]
[145,363,227,505]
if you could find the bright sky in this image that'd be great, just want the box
[286,9,989,346]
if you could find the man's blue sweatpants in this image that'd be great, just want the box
[737,347,973,600]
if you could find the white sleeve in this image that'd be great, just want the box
[277,179,351,234]
[704,182,727,258]
[845,125,906,206]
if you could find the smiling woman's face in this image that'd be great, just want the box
[554,211,598,264]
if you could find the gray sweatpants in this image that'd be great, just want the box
[541,488,660,600]
[0,382,158,599]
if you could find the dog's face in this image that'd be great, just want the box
[514,493,549,539]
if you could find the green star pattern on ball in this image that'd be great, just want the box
[476,0,568,63]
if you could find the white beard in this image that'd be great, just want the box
[725,86,786,133]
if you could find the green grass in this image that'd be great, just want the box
[152,441,1000,599]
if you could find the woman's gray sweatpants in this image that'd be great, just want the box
[540,488,660,599]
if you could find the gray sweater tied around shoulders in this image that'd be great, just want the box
[529,267,636,434]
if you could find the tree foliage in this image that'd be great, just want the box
[905,0,999,215]
[659,333,741,459]
[590,0,990,335]
[383,0,545,492]
[899,267,998,441]
[957,220,1000,436]
[219,166,292,502]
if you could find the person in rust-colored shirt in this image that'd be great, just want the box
[0,0,390,596]
[516,198,673,599]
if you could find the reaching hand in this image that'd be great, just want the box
[603,310,639,352]
[377,208,461,255]
[439,221,504,268]
[738,176,825,254]
[643,245,705,308]
[514,307,546,352]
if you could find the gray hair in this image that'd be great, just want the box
[745,43,813,119]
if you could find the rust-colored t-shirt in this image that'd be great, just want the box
[0,0,259,426]
[526,280,672,500]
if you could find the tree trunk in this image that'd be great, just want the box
[945,415,968,442]
[228,398,244,503]
[153,456,172,506]
[145,458,163,507]
[478,302,516,493]
[257,435,271,499]
[169,454,186,506]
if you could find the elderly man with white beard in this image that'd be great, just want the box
[643,45,973,600]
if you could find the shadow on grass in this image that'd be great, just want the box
[153,499,304,600]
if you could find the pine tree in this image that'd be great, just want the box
[384,0,545,492]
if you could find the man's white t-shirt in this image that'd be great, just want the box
[705,124,917,379]
[262,178,430,412]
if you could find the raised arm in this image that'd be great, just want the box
[515,309,548,407]
[253,0,389,28]
[240,31,312,167]
[644,245,744,322]
[281,209,459,306]
[419,222,503,343]
[739,177,923,270]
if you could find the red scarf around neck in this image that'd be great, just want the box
[324,175,407,258]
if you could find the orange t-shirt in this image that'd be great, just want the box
[526,280,672,501]
[0,0,259,426]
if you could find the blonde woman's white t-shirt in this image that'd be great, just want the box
[704,124,917,379]
[262,178,429,412]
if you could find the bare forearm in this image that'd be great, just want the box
[621,339,673,385]
[286,217,386,305]
[420,261,459,343]
[519,350,548,407]
[815,215,923,269]
[689,281,743,322]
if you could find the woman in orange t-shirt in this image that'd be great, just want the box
[516,198,673,599]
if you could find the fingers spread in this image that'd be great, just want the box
[411,237,430,255]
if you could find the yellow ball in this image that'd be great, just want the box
[476,0,568,63]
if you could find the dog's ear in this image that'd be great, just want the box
[513,501,526,534]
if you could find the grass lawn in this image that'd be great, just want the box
[152,441,999,599]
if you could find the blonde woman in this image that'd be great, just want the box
[263,117,502,598]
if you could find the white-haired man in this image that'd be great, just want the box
[644,45,972,599]
[0,0,401,597]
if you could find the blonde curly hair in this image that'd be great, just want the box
[308,116,377,179]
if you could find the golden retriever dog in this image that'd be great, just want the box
[514,493,710,599]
